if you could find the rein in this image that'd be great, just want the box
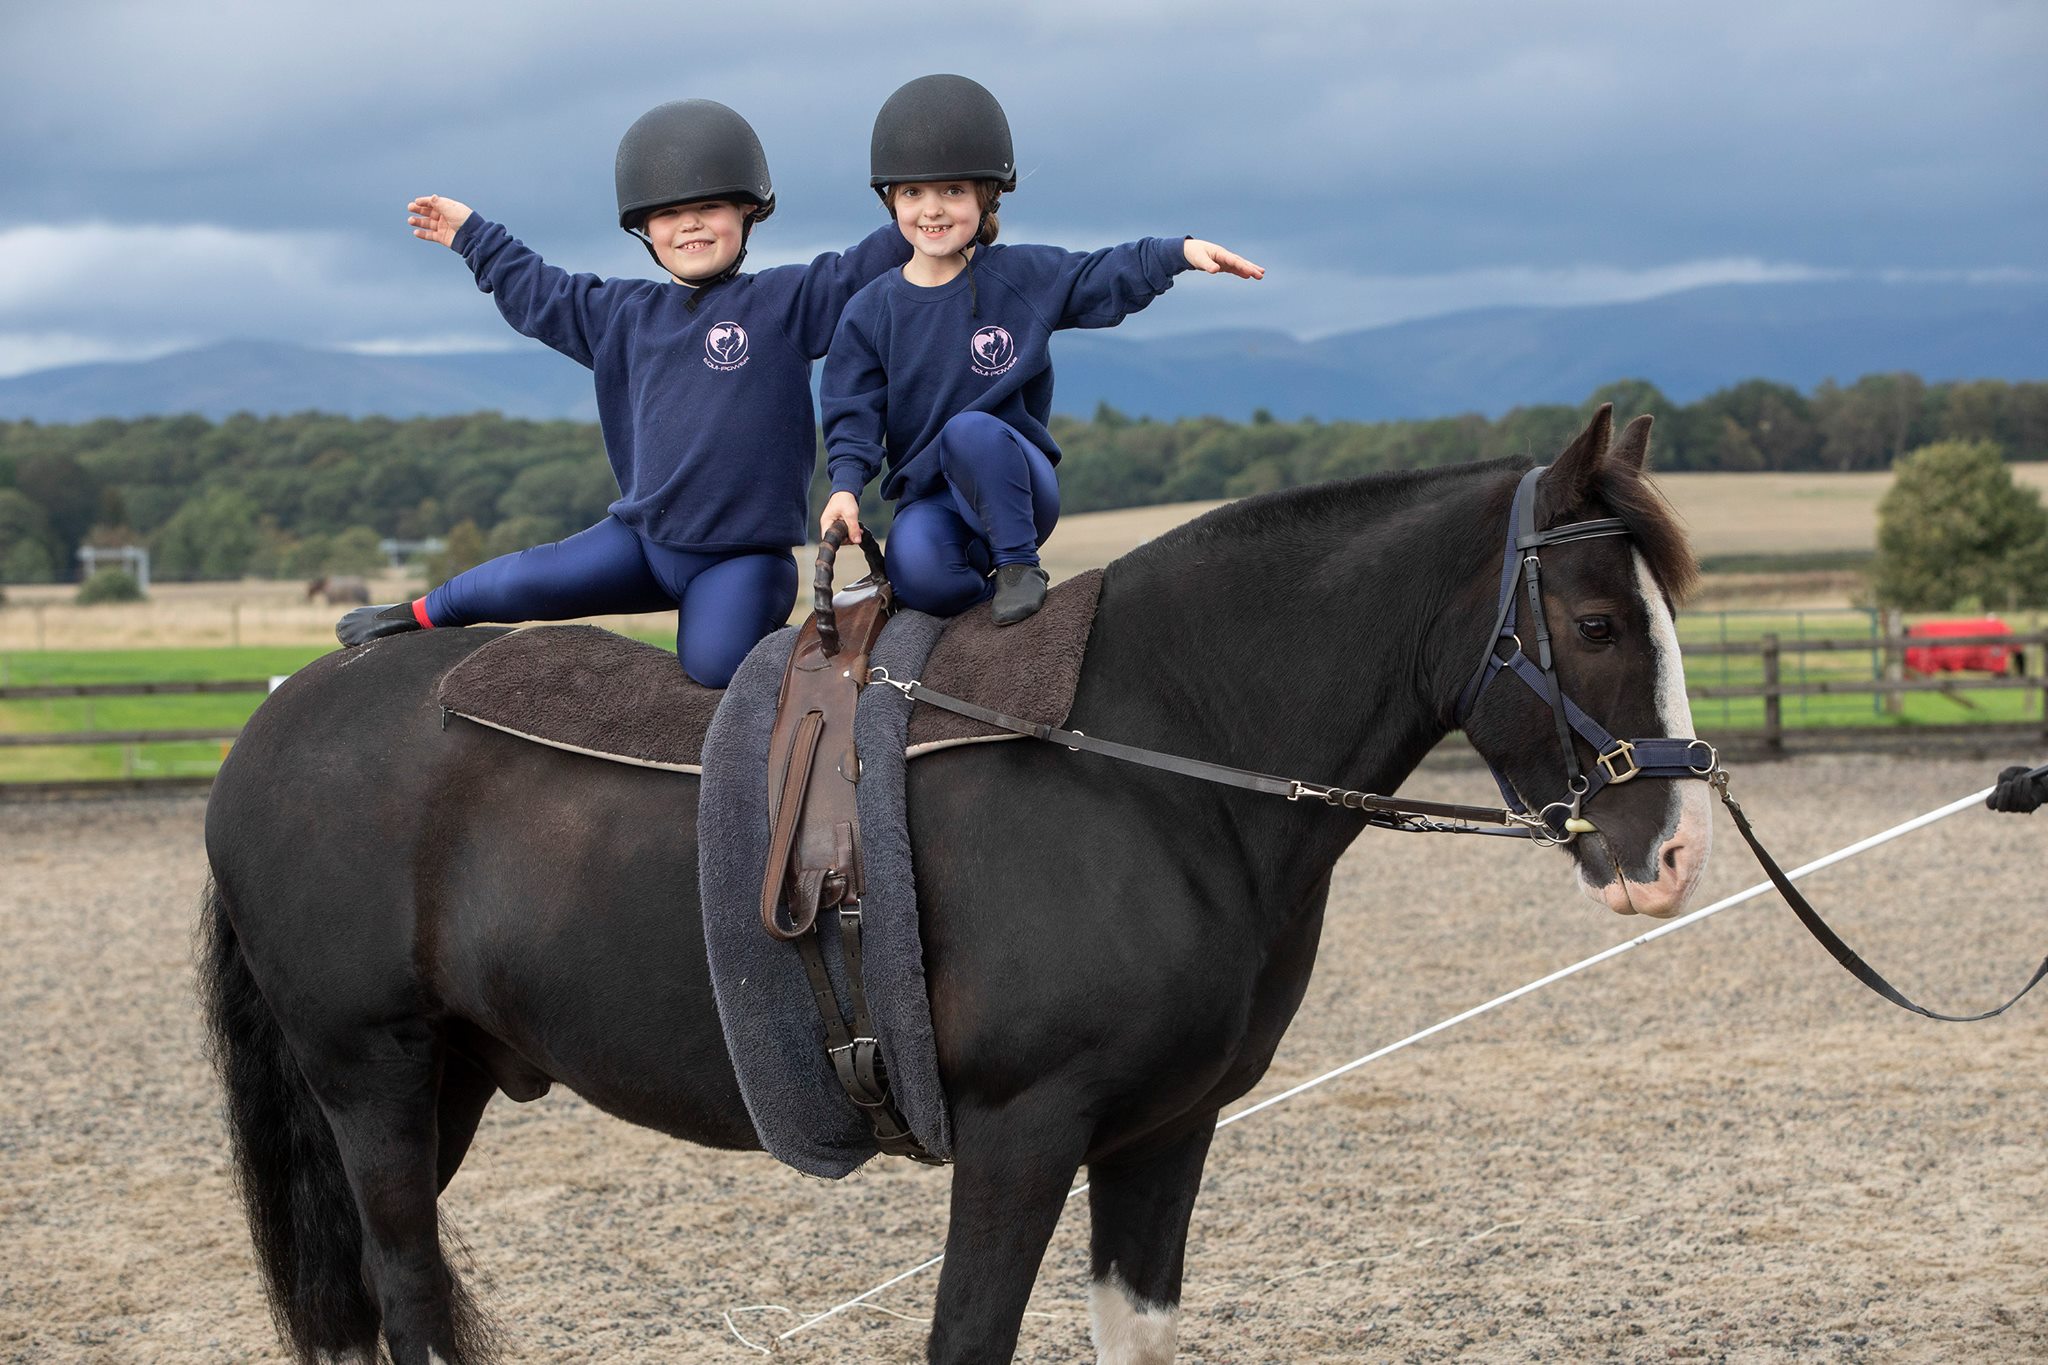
[866,668,1554,840]
[875,660,2048,1018]
[1712,764,2048,1021]
[824,459,2047,1021]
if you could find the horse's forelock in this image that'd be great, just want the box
[1587,464,1698,606]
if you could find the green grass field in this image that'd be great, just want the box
[5,609,2042,783]
[0,646,332,781]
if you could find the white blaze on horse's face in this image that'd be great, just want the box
[1577,552,1712,918]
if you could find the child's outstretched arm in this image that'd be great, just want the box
[407,194,622,370]
[1182,239,1264,279]
[778,223,915,360]
[408,195,473,248]
[1048,236,1265,331]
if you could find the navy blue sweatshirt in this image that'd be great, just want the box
[452,215,911,551]
[821,237,1190,503]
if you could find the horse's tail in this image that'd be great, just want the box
[198,875,381,1362]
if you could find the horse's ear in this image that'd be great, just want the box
[1541,403,1613,513]
[1611,414,1654,474]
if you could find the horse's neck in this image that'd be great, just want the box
[1076,472,1505,894]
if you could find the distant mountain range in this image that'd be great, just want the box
[2,279,2043,426]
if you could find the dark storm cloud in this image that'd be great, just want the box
[0,0,2040,371]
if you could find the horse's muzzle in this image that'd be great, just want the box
[1577,786,1713,918]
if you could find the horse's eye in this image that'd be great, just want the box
[1578,616,1614,643]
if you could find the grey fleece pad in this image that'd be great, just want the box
[431,570,1102,771]
[697,611,954,1176]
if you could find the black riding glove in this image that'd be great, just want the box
[336,602,425,648]
[1986,765,2048,814]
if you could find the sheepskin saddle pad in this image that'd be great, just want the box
[433,568,1103,771]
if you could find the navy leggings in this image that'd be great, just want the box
[422,515,797,687]
[887,411,1061,617]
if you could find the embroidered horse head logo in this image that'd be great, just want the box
[970,325,1015,375]
[705,322,749,367]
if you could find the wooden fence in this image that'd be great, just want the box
[1684,630,2048,753]
[5,636,2046,796]
[0,679,267,793]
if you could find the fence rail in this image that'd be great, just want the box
[1695,629,2048,753]
[4,630,2046,788]
[0,679,272,701]
[0,726,245,749]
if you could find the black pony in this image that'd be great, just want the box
[200,406,1707,1364]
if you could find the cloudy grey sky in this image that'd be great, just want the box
[0,0,2040,377]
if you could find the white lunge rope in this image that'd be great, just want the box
[775,779,2004,1344]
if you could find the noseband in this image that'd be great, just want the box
[1454,465,1716,841]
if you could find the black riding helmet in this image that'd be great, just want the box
[616,99,775,302]
[871,75,1014,315]
[869,74,1016,202]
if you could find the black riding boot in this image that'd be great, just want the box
[337,602,425,647]
[990,563,1049,626]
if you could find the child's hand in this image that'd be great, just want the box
[821,492,864,546]
[408,195,474,248]
[1183,239,1264,280]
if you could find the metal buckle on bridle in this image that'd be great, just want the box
[1597,740,1640,785]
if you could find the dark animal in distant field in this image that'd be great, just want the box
[201,407,1708,1363]
[305,575,371,605]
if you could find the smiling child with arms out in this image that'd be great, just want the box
[819,75,1262,625]
[339,99,910,685]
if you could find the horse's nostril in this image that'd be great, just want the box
[1663,842,1684,875]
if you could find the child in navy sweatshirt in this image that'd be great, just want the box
[819,75,1262,624]
[338,99,910,685]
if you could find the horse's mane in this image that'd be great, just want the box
[1117,463,1477,569]
[1115,455,1699,604]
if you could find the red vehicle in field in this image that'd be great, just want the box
[1904,617,2021,675]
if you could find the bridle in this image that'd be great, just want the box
[1444,465,2046,1019]
[1453,464,1717,843]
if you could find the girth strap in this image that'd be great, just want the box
[792,909,944,1163]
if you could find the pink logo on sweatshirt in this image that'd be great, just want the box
[704,322,749,371]
[969,325,1016,377]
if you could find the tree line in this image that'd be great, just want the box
[0,373,2043,587]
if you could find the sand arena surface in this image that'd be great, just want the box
[3,754,2045,1362]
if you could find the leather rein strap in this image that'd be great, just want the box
[883,663,2047,1019]
[1711,768,2048,1021]
[870,669,1550,839]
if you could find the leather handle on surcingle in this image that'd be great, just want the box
[815,520,889,656]
[761,710,825,940]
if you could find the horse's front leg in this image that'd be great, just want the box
[1083,1118,1215,1365]
[926,1094,1092,1364]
